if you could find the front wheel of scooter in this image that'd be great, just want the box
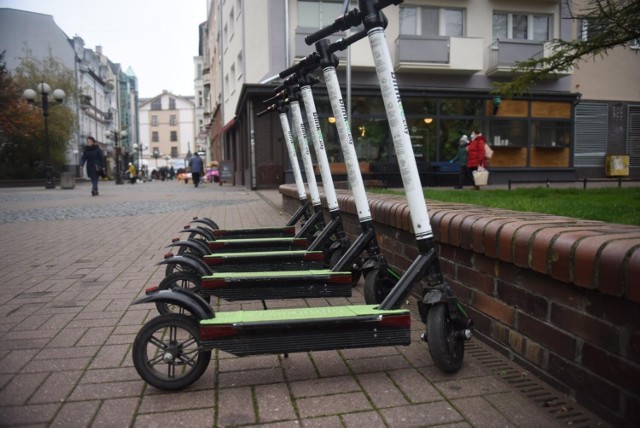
[427,303,464,373]
[363,268,396,304]
[133,313,211,391]
[156,272,210,315]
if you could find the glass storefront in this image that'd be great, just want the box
[293,94,573,169]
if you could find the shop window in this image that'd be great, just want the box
[440,98,484,116]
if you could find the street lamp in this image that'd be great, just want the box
[22,82,66,189]
[107,129,127,185]
[133,143,145,172]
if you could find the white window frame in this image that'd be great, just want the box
[493,12,551,41]
[400,6,465,37]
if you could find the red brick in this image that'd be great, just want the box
[550,303,619,351]
[584,292,640,329]
[529,225,560,275]
[549,230,603,283]
[471,217,494,254]
[495,220,524,263]
[627,249,640,303]
[438,211,460,245]
[518,313,576,359]
[598,239,640,297]
[472,291,515,326]
[448,212,467,247]
[459,265,494,295]
[400,205,412,232]
[574,233,640,290]
[483,218,518,259]
[497,281,548,318]
[547,353,620,411]
[474,253,496,276]
[512,224,549,269]
[452,246,474,267]
[519,270,582,308]
[459,214,484,251]
[582,343,640,394]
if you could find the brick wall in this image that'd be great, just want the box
[280,184,640,426]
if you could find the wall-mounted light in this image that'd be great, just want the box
[423,117,433,124]
[328,117,336,124]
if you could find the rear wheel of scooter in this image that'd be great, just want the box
[363,268,396,304]
[133,313,211,391]
[329,248,362,286]
[164,260,201,277]
[156,272,210,315]
[427,303,464,373]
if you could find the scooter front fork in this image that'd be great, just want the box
[417,284,473,342]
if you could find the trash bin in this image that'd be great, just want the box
[60,172,75,189]
[605,155,629,177]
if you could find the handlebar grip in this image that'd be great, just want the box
[256,104,276,118]
[279,63,300,79]
[305,22,341,46]
[329,29,368,53]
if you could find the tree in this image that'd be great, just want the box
[0,51,75,179]
[493,0,640,96]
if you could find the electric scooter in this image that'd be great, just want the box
[154,33,399,311]
[131,0,471,391]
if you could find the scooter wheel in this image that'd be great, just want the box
[329,248,362,286]
[363,268,396,304]
[156,272,210,315]
[133,313,211,391]
[164,260,201,277]
[427,303,464,373]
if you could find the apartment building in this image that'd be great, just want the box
[139,91,196,171]
[0,8,140,178]
[201,0,639,188]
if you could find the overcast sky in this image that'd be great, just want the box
[1,0,207,98]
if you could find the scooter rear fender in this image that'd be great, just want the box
[157,255,211,276]
[167,239,209,256]
[133,288,214,320]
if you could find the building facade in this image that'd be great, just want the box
[200,0,639,189]
[139,91,196,172]
[0,8,140,180]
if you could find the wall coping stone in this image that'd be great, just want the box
[280,184,640,304]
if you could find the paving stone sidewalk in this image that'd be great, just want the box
[0,180,608,427]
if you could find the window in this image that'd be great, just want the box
[237,52,243,78]
[171,147,178,158]
[152,131,159,142]
[170,115,177,126]
[169,98,176,110]
[170,131,177,142]
[493,12,550,41]
[400,6,464,37]
[230,64,236,92]
[198,91,203,108]
[297,0,343,28]
[151,115,159,126]
[151,99,162,110]
[229,8,235,39]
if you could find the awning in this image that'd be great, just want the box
[212,118,236,140]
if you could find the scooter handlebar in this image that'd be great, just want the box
[304,0,402,45]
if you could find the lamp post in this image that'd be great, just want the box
[22,82,65,189]
[73,149,79,177]
[107,129,127,185]
[133,143,142,172]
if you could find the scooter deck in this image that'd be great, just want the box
[200,269,352,300]
[199,304,411,356]
[212,225,296,239]
[203,250,326,272]
[208,237,309,253]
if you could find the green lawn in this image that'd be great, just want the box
[372,187,640,226]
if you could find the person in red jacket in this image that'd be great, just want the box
[466,129,487,190]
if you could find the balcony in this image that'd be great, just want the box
[487,40,572,77]
[394,35,483,74]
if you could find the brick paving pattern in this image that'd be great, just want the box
[0,180,609,427]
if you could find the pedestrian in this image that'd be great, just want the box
[79,136,105,196]
[466,130,487,190]
[127,162,137,184]
[450,135,469,189]
[189,152,204,188]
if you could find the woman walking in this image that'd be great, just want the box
[80,136,105,196]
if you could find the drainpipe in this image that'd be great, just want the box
[284,0,290,67]
[249,100,257,190]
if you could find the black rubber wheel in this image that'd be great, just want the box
[164,260,202,277]
[363,268,396,304]
[329,248,362,286]
[427,303,464,373]
[156,272,209,315]
[132,313,211,391]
